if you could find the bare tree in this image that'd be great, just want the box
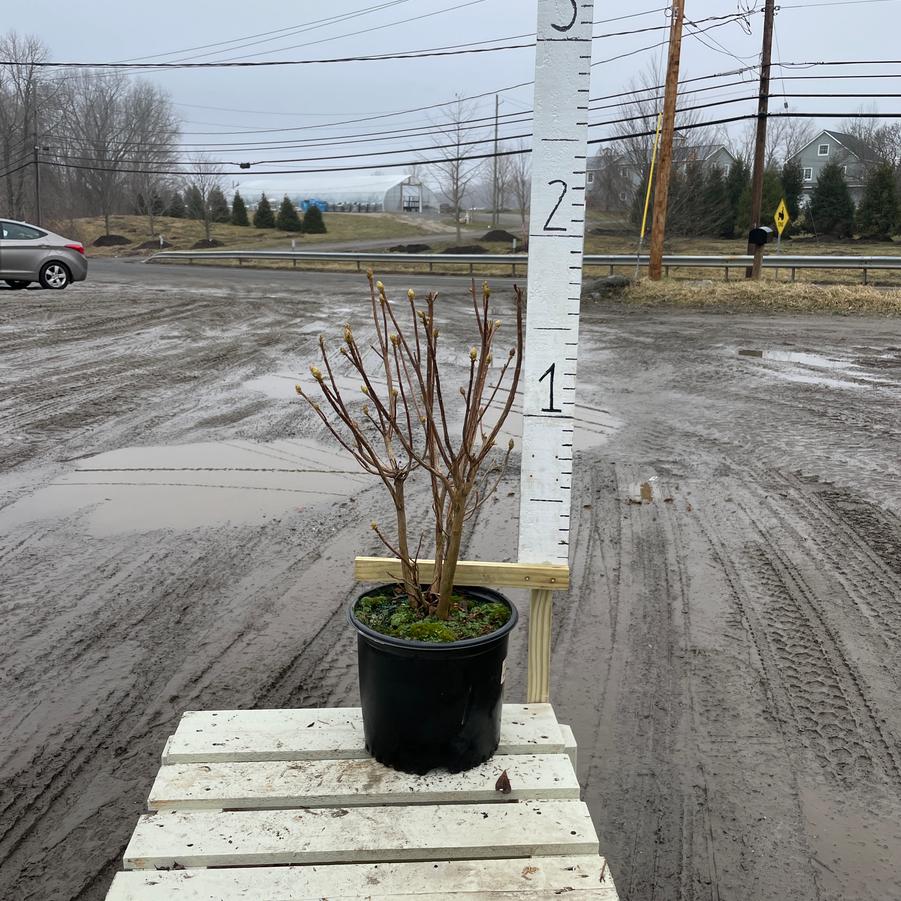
[429,96,481,242]
[0,32,49,221]
[186,154,224,243]
[507,140,531,240]
[730,114,816,169]
[840,109,901,167]
[125,82,180,236]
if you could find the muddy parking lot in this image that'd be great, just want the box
[1,262,900,900]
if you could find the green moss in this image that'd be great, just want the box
[354,590,511,643]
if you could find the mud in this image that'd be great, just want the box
[1,270,900,900]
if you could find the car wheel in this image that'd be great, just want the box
[4,280,30,289]
[39,262,71,290]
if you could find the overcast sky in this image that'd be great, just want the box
[4,0,900,193]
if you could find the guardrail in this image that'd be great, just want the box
[146,249,901,283]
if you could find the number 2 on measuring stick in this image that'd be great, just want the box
[539,363,562,413]
[543,180,568,232]
[552,0,577,32]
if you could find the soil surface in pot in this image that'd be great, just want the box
[355,588,510,642]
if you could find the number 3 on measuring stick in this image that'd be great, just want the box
[552,0,577,32]
[539,363,562,413]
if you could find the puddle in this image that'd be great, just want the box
[732,347,895,390]
[0,439,371,536]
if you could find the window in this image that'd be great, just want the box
[802,167,813,181]
[841,165,847,175]
[620,167,630,177]
[818,144,830,156]
[586,171,594,185]
[0,222,45,240]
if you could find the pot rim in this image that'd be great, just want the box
[348,583,519,651]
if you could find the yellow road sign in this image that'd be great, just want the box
[774,198,790,236]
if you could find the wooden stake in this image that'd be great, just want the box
[527,588,554,703]
[647,0,685,281]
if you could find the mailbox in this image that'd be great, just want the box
[748,226,774,246]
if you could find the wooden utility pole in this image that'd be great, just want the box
[648,0,685,281]
[491,94,500,228]
[32,110,42,228]
[746,0,776,280]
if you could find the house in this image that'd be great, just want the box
[587,143,737,210]
[787,130,880,206]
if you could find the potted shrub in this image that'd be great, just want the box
[296,272,524,774]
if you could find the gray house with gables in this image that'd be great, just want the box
[787,130,880,207]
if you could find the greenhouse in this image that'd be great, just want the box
[240,174,438,214]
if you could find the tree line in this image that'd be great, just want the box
[0,31,327,239]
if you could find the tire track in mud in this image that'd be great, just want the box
[700,494,901,789]
[753,469,901,661]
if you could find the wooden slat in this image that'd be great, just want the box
[354,557,570,590]
[560,724,578,773]
[123,800,598,869]
[162,704,565,765]
[107,856,614,900]
[148,753,579,811]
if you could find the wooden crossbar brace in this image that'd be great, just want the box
[354,558,569,703]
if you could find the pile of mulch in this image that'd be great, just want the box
[191,239,224,249]
[92,234,130,247]
[440,244,488,254]
[389,243,432,253]
[480,229,519,243]
[136,239,173,250]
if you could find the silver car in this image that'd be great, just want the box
[0,219,88,290]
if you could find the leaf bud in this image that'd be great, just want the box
[370,521,378,530]
[363,404,370,415]
[390,334,399,346]
[407,288,415,301]
[483,282,490,298]
[494,319,501,328]
[391,388,398,397]
[310,365,323,381]
[470,347,477,361]
[486,354,493,364]
[294,384,303,395]
[366,268,374,280]
[508,438,515,450]
[361,385,369,395]
[376,280,385,293]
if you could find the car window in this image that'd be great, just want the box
[1,222,45,240]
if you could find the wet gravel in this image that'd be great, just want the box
[1,269,900,900]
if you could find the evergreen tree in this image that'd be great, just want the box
[781,160,804,221]
[735,169,782,237]
[701,166,732,237]
[856,163,898,239]
[276,195,303,232]
[302,203,327,234]
[209,186,231,223]
[231,190,249,226]
[253,193,275,228]
[185,185,205,221]
[722,159,750,239]
[809,162,855,238]
[167,190,186,219]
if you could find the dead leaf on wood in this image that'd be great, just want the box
[522,865,539,880]
[640,481,653,502]
[495,769,512,794]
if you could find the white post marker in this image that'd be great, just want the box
[518,0,594,703]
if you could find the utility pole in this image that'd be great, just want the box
[33,110,42,228]
[746,0,776,280]
[491,94,499,228]
[648,0,685,281]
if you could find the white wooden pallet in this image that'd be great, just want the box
[106,704,618,900]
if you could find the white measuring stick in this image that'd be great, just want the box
[518,0,594,567]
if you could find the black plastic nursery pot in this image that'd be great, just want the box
[348,585,518,775]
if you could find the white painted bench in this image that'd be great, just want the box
[106,704,618,899]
